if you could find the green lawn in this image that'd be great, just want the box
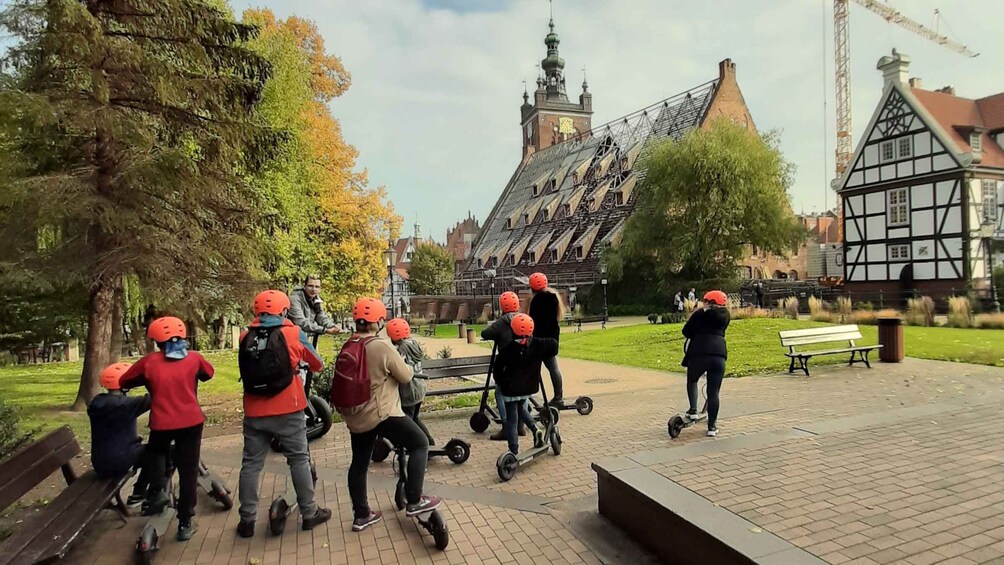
[557,318,1004,377]
[427,322,486,339]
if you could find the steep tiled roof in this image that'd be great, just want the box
[912,88,1004,168]
[465,77,721,283]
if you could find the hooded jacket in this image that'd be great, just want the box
[239,315,324,418]
[494,336,559,397]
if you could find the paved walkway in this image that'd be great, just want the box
[59,346,1004,564]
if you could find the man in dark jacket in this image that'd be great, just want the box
[681,290,731,437]
[481,291,525,441]
[288,275,341,336]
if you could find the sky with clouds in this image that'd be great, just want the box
[231,0,1002,243]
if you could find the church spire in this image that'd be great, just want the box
[540,0,567,102]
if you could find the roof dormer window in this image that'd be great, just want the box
[971,132,982,153]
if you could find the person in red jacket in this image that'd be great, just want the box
[120,316,214,542]
[235,290,330,538]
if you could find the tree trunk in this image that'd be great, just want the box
[214,315,228,349]
[73,280,115,410]
[108,282,124,362]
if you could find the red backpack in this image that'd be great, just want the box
[331,335,377,412]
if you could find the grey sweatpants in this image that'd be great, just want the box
[239,412,317,521]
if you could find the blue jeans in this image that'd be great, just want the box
[503,400,537,454]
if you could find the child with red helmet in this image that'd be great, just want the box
[337,298,441,533]
[386,318,433,445]
[481,291,527,441]
[120,317,215,541]
[88,362,153,507]
[681,290,731,437]
[493,314,555,455]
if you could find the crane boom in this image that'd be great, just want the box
[850,0,979,58]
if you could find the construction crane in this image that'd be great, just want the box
[832,0,978,240]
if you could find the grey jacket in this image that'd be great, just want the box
[481,312,518,349]
[396,339,427,407]
[288,287,335,335]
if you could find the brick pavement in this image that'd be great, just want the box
[59,352,1004,564]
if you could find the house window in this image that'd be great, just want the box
[971,132,982,153]
[616,192,626,206]
[982,179,998,223]
[532,184,541,197]
[505,218,514,230]
[551,249,559,262]
[508,254,516,265]
[528,251,537,265]
[888,188,909,226]
[406,253,413,261]
[575,246,584,260]
[881,141,895,162]
[563,203,572,216]
[888,244,910,260]
[476,258,484,268]
[897,137,912,158]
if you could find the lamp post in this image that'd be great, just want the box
[600,262,609,324]
[471,280,477,323]
[383,241,398,319]
[485,269,497,320]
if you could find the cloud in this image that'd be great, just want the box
[230,0,1004,240]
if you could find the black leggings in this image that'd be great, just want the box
[147,423,203,522]
[687,356,726,429]
[349,416,429,519]
[403,403,434,444]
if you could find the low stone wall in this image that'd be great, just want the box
[409,291,568,322]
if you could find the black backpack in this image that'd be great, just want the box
[238,326,294,396]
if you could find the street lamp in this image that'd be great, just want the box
[383,241,398,318]
[485,269,497,320]
[600,262,609,326]
[471,280,477,323]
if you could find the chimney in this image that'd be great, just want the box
[876,48,910,87]
[908,77,922,89]
[936,85,956,96]
[718,58,736,81]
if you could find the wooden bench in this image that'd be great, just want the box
[422,322,437,337]
[422,355,493,397]
[778,324,882,376]
[0,426,132,565]
[569,315,607,332]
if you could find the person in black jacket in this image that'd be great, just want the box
[494,314,551,455]
[481,291,527,441]
[681,290,731,437]
[527,273,566,405]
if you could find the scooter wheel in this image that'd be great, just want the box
[496,452,518,482]
[668,416,685,439]
[210,480,233,510]
[575,397,594,415]
[550,429,562,456]
[469,411,490,433]
[136,527,157,564]
[268,499,290,536]
[445,439,471,465]
[430,509,449,550]
[305,396,334,441]
[394,481,406,511]
[371,438,392,463]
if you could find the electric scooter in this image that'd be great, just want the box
[268,458,319,535]
[370,375,472,464]
[667,339,709,438]
[389,444,449,550]
[495,377,562,482]
[271,333,333,452]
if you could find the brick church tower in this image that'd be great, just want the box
[520,14,592,159]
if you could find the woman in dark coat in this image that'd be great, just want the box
[681,290,730,436]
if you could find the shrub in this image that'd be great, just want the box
[836,296,852,322]
[777,297,799,320]
[647,313,659,324]
[476,313,488,324]
[437,346,453,359]
[731,307,781,320]
[905,296,935,327]
[0,399,37,461]
[660,313,673,324]
[946,296,974,328]
[682,299,698,318]
[976,313,1004,329]
[848,308,901,325]
[808,296,830,322]
[857,301,874,311]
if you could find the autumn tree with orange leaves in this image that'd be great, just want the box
[244,9,401,311]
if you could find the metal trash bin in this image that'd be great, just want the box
[877,317,904,362]
[458,322,466,339]
[466,329,476,344]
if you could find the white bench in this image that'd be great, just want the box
[778,324,881,376]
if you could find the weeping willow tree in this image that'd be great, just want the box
[0,0,277,408]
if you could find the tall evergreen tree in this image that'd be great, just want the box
[0,0,275,408]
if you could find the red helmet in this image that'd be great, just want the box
[703,290,728,306]
[529,272,548,292]
[353,297,387,324]
[510,313,535,337]
[99,362,131,391]
[499,291,520,314]
[386,318,411,341]
[254,290,291,316]
[147,316,186,342]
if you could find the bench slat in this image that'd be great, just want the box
[424,366,491,379]
[785,345,881,357]
[780,332,863,347]
[425,384,490,396]
[423,355,492,369]
[0,427,80,511]
[778,325,860,338]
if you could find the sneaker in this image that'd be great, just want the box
[302,507,332,530]
[707,427,718,437]
[548,398,565,408]
[686,409,700,421]
[405,496,442,517]
[352,511,382,532]
[236,519,255,538]
[127,491,147,506]
[143,489,169,516]
[533,428,545,448]
[176,520,198,541]
[489,431,507,441]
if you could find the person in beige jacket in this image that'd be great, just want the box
[340,298,442,532]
